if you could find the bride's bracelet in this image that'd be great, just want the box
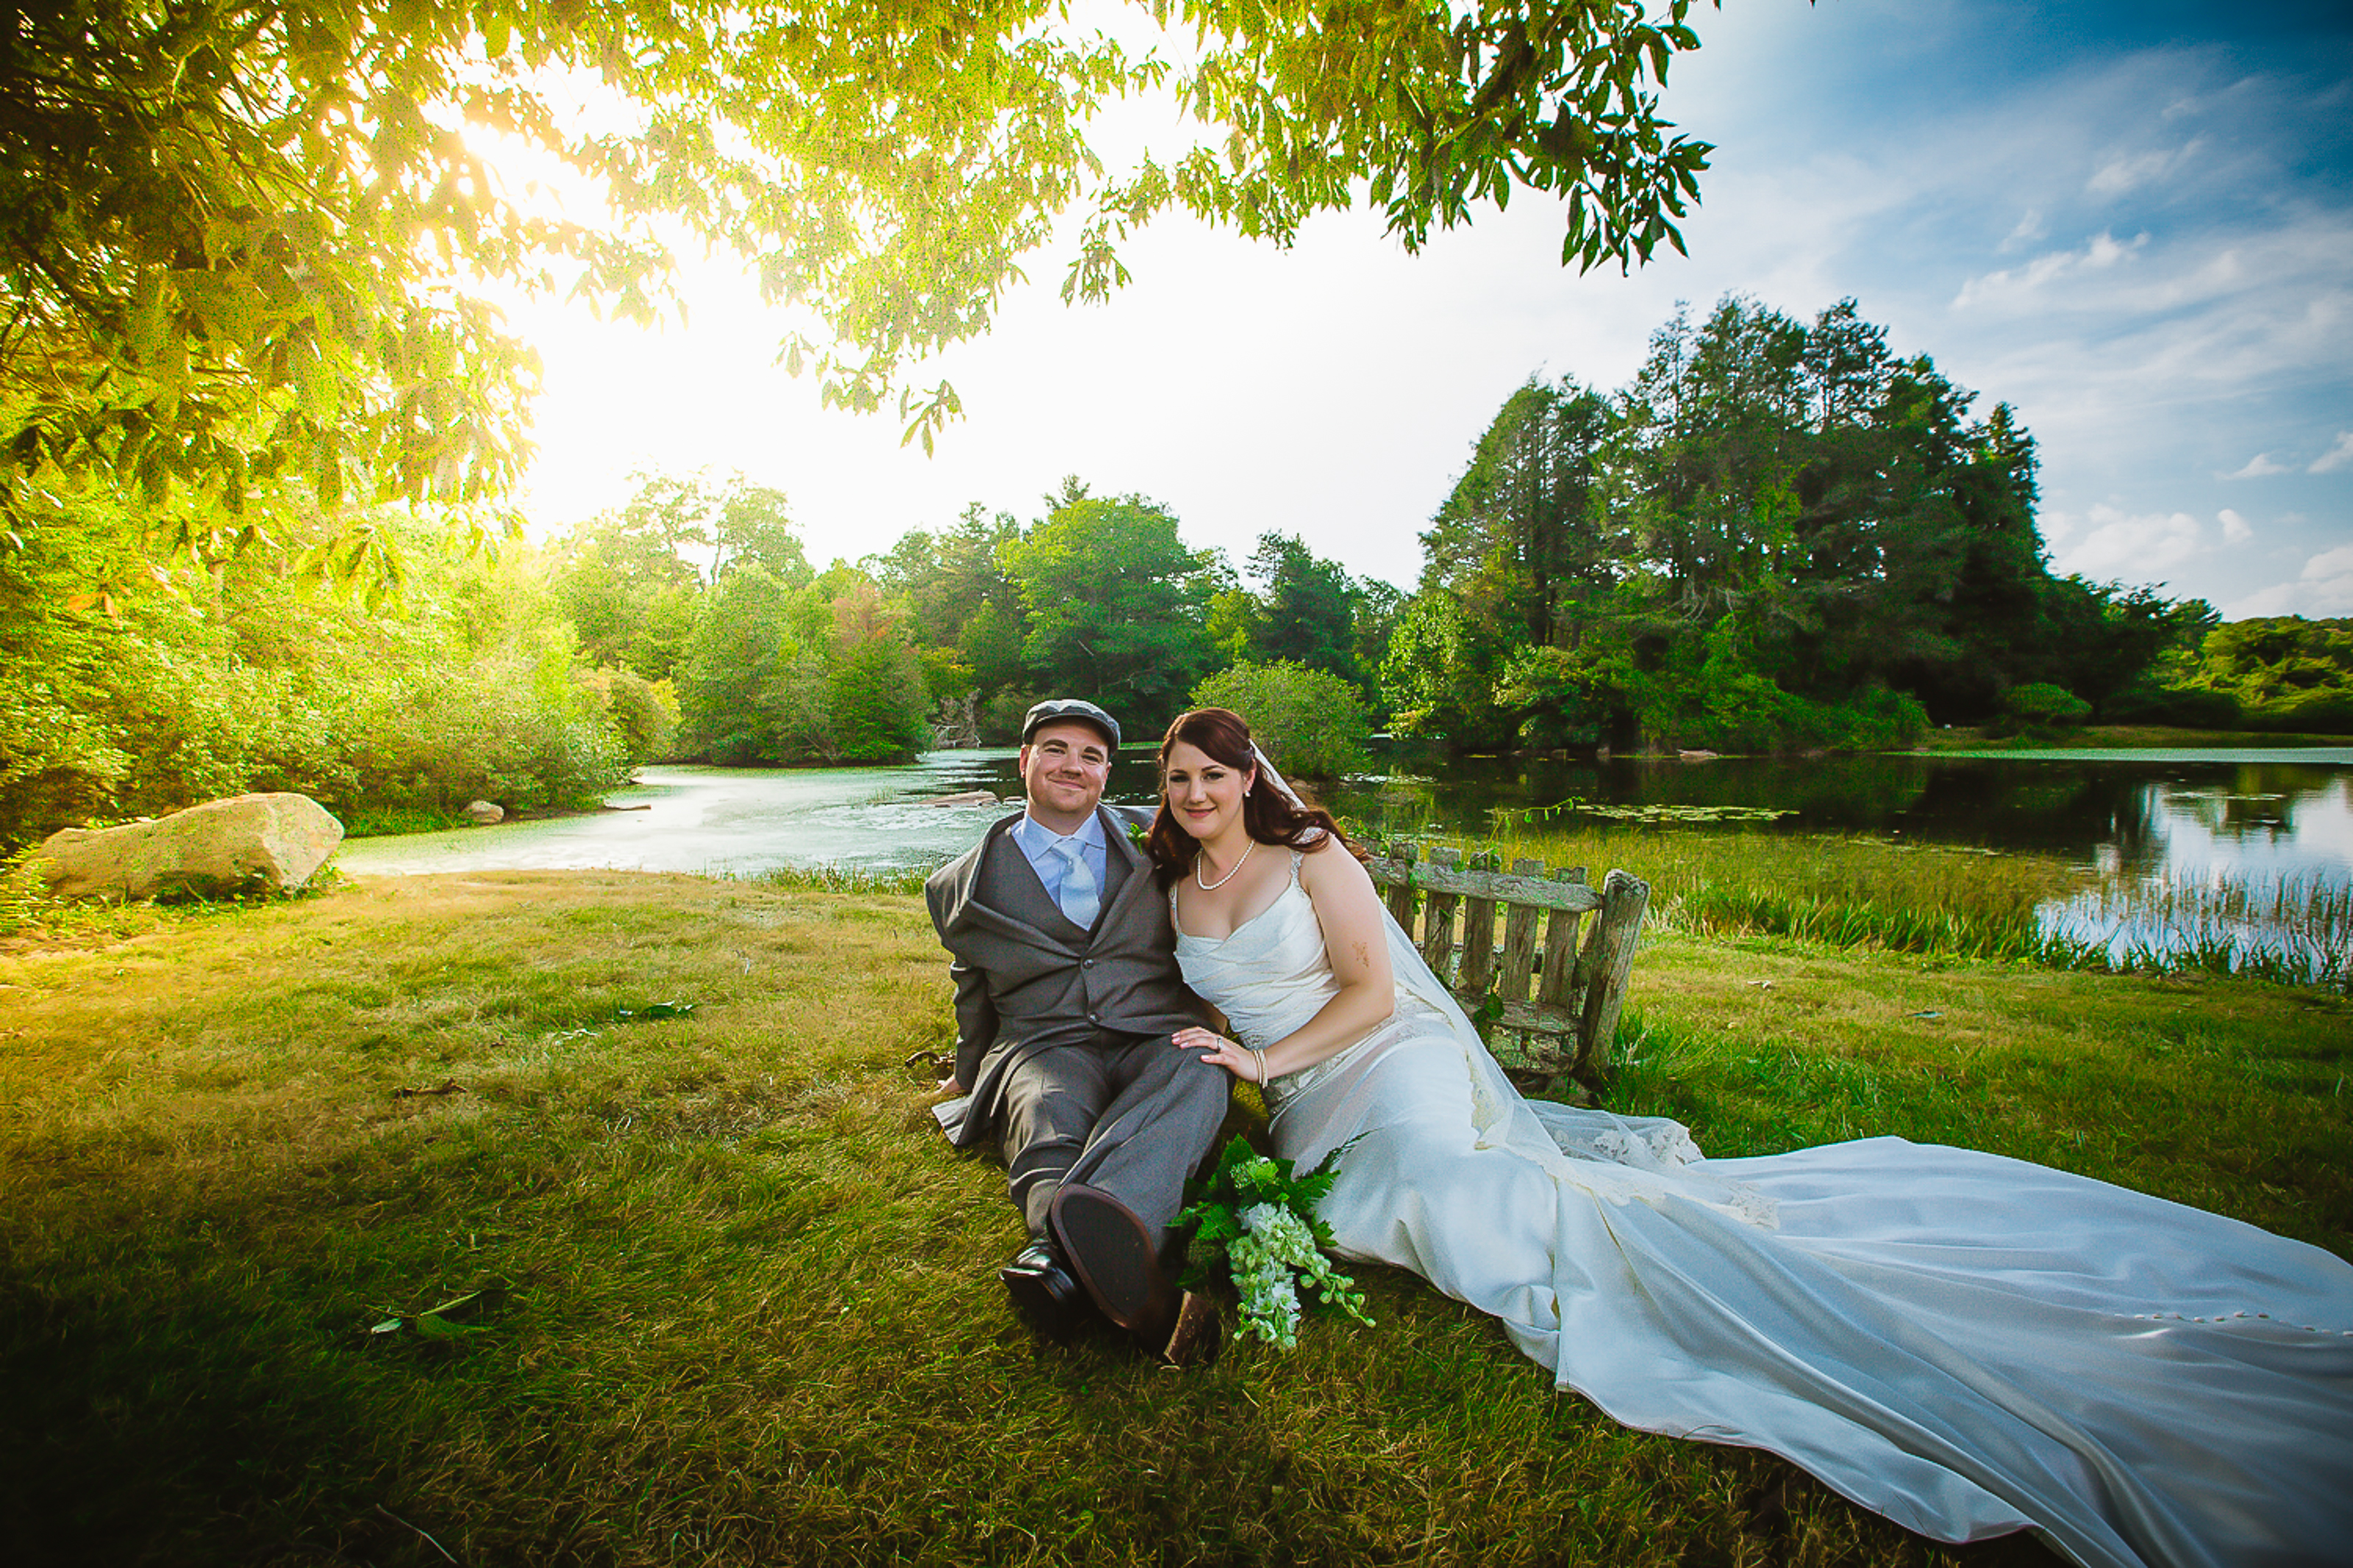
[1252,1047,1269,1086]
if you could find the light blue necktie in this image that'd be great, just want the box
[1051,837,1101,929]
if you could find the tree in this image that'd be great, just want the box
[551,469,809,679]
[674,565,813,764]
[4,1,1717,574]
[825,582,932,763]
[999,488,1215,737]
[1421,377,1618,650]
[1191,661,1371,778]
[1395,293,2190,753]
[867,502,1026,705]
[1247,532,1363,682]
[711,482,810,583]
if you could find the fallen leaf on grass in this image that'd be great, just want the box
[1908,1010,1943,1020]
[366,1289,496,1342]
[392,1079,465,1099]
[614,1000,696,1021]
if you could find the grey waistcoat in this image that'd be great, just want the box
[924,806,1204,1143]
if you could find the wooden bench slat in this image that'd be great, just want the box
[1381,840,1418,928]
[1538,865,1586,1006]
[1497,857,1542,1002]
[1366,859,1606,912]
[1365,842,1649,1090]
[1461,895,1497,995]
[1571,869,1648,1080]
[1491,998,1577,1037]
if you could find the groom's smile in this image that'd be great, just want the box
[1020,721,1113,832]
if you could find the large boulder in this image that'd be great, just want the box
[34,792,345,901]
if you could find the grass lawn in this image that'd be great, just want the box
[3,869,2348,1567]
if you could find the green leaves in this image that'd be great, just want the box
[366,1288,496,1343]
[1177,1133,1374,1346]
[10,1,1721,581]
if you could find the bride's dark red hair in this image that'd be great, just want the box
[1146,707,1366,886]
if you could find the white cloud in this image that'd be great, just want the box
[2219,508,2253,543]
[2001,209,2046,251]
[2087,139,2204,198]
[2311,432,2353,473]
[2222,453,2290,479]
[2046,503,2204,577]
[2228,544,2353,617]
[1952,230,2147,309]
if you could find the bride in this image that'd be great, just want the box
[1148,707,2352,1568]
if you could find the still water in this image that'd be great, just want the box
[332,743,2353,888]
[329,745,2353,973]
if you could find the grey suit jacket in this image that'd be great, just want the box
[924,803,1204,1145]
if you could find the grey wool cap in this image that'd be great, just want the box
[1021,698,1121,749]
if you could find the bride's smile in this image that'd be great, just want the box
[1163,740,1252,852]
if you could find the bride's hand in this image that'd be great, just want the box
[1174,1025,1264,1084]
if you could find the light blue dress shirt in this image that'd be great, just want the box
[1010,809,1109,914]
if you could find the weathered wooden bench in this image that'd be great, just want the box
[1363,842,1651,1092]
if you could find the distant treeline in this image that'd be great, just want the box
[6,295,2344,853]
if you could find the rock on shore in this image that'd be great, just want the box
[35,792,345,901]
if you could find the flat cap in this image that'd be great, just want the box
[1021,698,1121,749]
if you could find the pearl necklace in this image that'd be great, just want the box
[1196,837,1255,891]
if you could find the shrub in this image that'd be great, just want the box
[2004,683,2093,727]
[340,660,630,813]
[2245,688,2353,735]
[582,668,679,765]
[1191,661,1372,778]
[2100,683,2242,728]
[1988,682,2093,740]
[981,689,1045,746]
[826,638,932,762]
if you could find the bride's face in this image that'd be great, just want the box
[1163,740,1254,842]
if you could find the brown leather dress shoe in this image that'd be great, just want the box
[1049,1184,1221,1366]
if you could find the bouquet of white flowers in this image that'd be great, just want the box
[1178,1134,1375,1347]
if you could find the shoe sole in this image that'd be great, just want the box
[1049,1185,1166,1334]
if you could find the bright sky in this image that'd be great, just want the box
[502,0,2353,617]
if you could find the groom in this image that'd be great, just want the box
[924,698,1228,1361]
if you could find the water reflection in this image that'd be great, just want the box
[330,745,2352,976]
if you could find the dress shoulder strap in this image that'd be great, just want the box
[1288,847,1304,884]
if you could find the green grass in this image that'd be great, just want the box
[335,803,474,838]
[1373,821,2353,989]
[3,870,2348,1565]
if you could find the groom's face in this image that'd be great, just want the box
[1020,720,1113,828]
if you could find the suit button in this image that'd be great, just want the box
[1088,1012,1099,1023]
[1082,959,1094,969]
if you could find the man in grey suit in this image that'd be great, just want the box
[925,698,1227,1361]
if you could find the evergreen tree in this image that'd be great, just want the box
[1248,533,1364,681]
[999,489,1215,737]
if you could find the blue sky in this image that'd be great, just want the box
[510,0,2353,617]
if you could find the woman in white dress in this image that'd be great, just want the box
[1147,707,2353,1568]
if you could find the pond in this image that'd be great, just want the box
[331,745,2353,975]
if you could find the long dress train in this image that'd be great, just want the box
[1171,853,2353,1568]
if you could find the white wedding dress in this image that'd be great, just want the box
[1172,853,2353,1568]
